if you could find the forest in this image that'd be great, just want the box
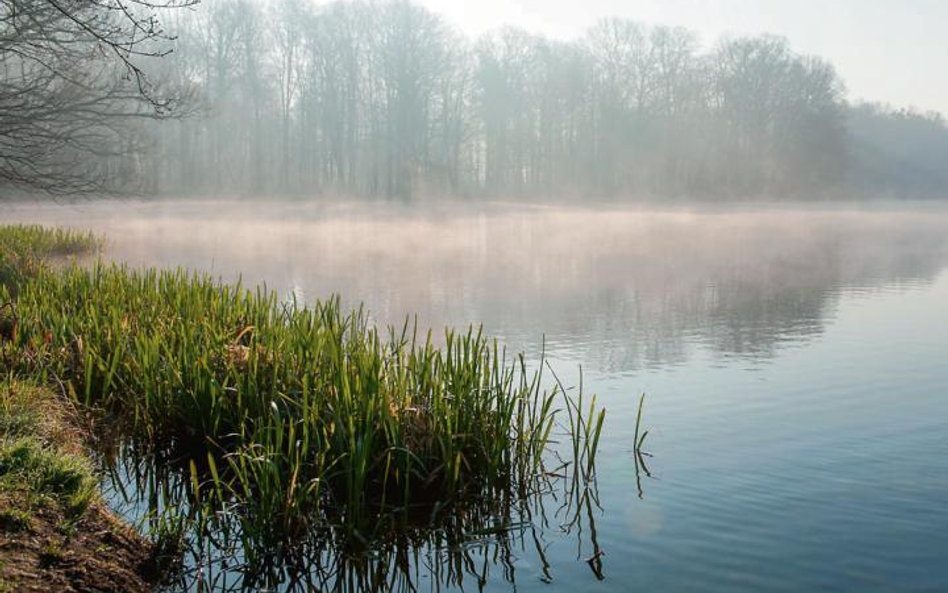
[3,0,948,200]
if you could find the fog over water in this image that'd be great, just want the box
[5,198,947,369]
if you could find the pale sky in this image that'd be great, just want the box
[415,0,948,115]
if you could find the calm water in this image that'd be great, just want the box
[3,198,948,592]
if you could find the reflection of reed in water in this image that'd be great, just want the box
[632,394,653,501]
[103,396,613,593]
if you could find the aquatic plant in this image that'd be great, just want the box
[0,225,100,260]
[108,430,605,593]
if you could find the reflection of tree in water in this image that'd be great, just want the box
[492,211,948,372]
[5,202,948,373]
[701,222,947,362]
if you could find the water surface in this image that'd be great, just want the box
[4,198,947,592]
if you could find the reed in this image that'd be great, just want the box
[0,225,606,553]
[0,225,100,259]
[0,225,100,295]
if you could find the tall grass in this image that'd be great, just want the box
[2,249,605,551]
[0,225,100,294]
[0,225,101,259]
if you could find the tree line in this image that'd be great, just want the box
[3,0,947,199]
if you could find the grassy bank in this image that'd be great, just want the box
[0,227,156,591]
[0,380,96,522]
[0,224,604,581]
[0,377,157,592]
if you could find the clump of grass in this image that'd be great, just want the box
[0,384,40,439]
[0,379,82,451]
[38,539,68,567]
[8,264,581,532]
[0,225,101,260]
[0,378,98,530]
[0,507,32,532]
[0,437,97,517]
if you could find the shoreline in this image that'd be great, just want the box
[0,381,158,593]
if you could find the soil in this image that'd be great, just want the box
[0,491,158,593]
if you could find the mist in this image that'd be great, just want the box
[5,199,948,366]
[3,0,948,201]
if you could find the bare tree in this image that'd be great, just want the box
[7,0,940,201]
[0,0,195,195]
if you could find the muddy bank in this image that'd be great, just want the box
[0,378,160,593]
[0,493,157,593]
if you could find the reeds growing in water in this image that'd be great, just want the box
[0,225,607,575]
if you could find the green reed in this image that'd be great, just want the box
[0,225,101,259]
[0,227,605,551]
[0,224,100,294]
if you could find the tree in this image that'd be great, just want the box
[0,0,194,195]
[710,36,846,194]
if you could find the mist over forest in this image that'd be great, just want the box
[3,0,948,200]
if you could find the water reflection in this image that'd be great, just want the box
[102,436,610,593]
[3,199,947,372]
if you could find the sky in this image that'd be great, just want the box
[415,0,948,116]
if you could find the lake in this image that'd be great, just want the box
[3,198,947,592]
